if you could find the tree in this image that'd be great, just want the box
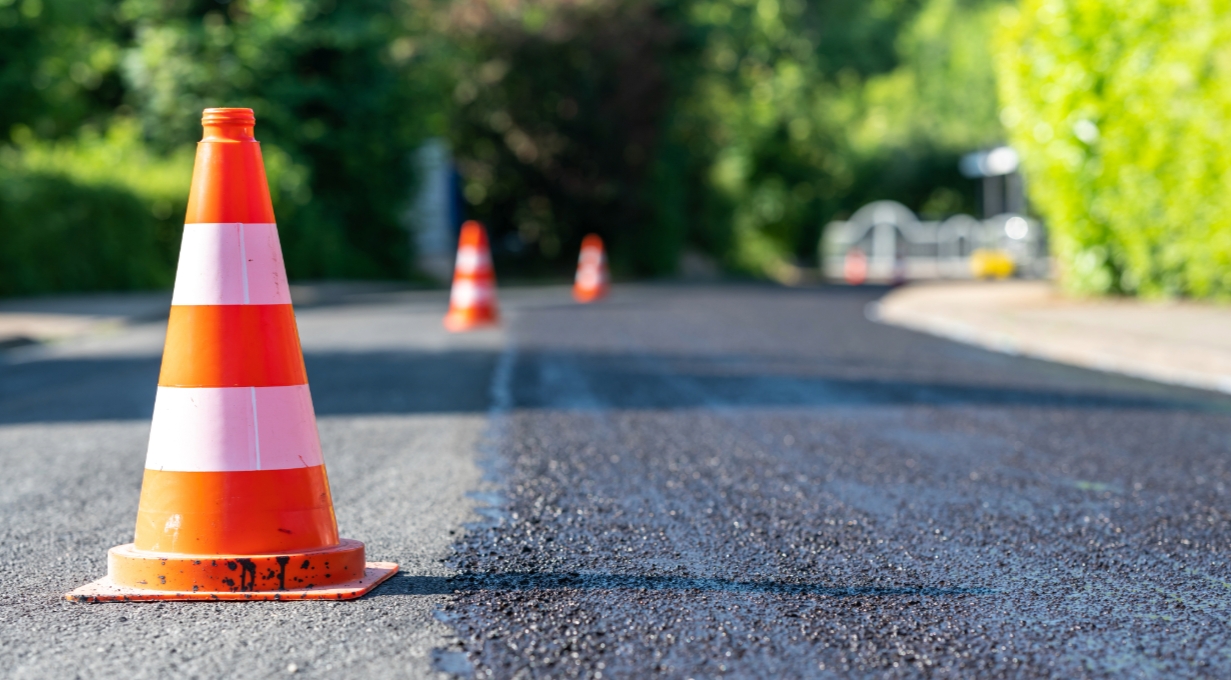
[121,0,454,278]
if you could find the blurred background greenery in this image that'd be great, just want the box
[996,0,1231,299]
[3,0,1226,298]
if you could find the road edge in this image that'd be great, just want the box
[867,288,1231,396]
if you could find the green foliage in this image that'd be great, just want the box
[996,0,1231,298]
[450,0,1008,280]
[448,1,679,277]
[2,0,1010,293]
[665,0,864,278]
[0,0,453,295]
[118,0,454,279]
[857,0,1006,154]
[0,0,126,140]
[0,121,189,295]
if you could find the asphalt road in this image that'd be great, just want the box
[3,284,1231,678]
[0,290,503,679]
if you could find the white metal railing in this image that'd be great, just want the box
[820,200,1048,282]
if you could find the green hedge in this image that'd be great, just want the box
[1,0,452,291]
[0,172,175,295]
[996,0,1231,298]
[0,123,188,296]
[0,120,364,296]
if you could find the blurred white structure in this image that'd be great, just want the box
[820,200,1047,282]
[407,138,457,282]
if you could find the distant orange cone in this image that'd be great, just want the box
[66,108,397,602]
[443,220,499,332]
[573,234,609,303]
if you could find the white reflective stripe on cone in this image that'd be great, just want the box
[453,247,492,275]
[145,385,324,472]
[579,249,603,266]
[577,269,604,289]
[449,280,493,307]
[172,223,291,305]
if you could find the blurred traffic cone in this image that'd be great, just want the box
[443,220,499,332]
[573,234,609,303]
[66,108,397,602]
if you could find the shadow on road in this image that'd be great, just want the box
[0,346,1217,425]
[0,350,497,424]
[508,350,1210,413]
[377,572,995,598]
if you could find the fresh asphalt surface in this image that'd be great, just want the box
[0,291,502,679]
[2,284,1230,678]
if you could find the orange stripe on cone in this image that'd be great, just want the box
[66,108,396,603]
[159,304,307,387]
[133,466,338,554]
[573,234,609,303]
[444,220,499,332]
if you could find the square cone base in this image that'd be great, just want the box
[66,562,398,602]
[443,308,499,333]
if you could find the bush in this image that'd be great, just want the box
[995,0,1231,298]
[1,0,453,289]
[0,119,341,296]
[119,0,453,280]
[0,172,172,296]
[0,122,189,295]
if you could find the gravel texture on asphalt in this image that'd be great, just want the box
[0,294,501,679]
[4,284,1230,679]
[441,284,1231,678]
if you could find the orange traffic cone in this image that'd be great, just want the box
[443,220,499,332]
[573,234,609,303]
[66,108,397,602]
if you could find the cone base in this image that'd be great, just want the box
[66,562,397,602]
[443,310,499,333]
[65,538,396,601]
[113,539,369,591]
[573,289,607,304]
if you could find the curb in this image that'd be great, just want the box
[869,284,1231,396]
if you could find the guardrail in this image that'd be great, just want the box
[820,200,1049,282]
